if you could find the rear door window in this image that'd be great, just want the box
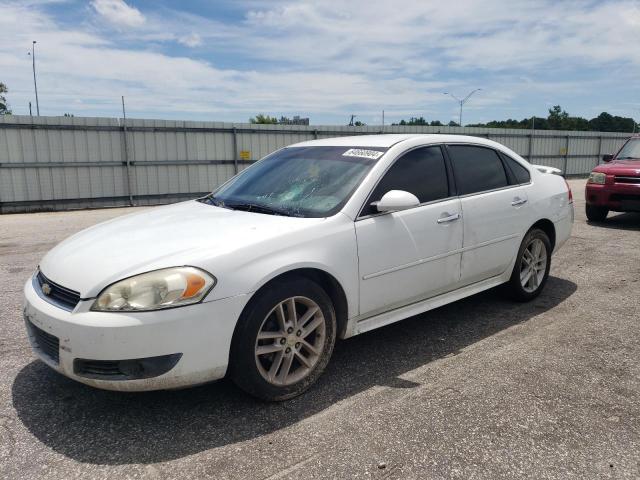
[447,145,509,195]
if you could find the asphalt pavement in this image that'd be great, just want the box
[0,178,639,479]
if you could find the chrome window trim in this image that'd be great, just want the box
[456,182,530,200]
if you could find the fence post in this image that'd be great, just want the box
[563,135,570,177]
[121,106,134,206]
[314,129,318,140]
[528,131,534,162]
[232,127,239,174]
[596,136,603,168]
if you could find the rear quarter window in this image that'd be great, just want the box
[501,153,531,184]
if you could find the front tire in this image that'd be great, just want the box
[505,228,551,302]
[230,277,336,401]
[586,204,608,222]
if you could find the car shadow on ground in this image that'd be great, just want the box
[587,212,640,231]
[12,276,577,465]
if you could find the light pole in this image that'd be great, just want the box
[27,40,40,116]
[443,88,482,126]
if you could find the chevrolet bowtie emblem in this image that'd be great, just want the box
[41,283,52,295]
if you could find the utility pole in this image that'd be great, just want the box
[443,88,482,126]
[28,41,40,116]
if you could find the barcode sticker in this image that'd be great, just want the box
[342,149,385,160]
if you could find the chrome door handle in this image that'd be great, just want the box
[437,212,461,224]
[511,197,528,206]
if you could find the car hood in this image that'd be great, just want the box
[593,158,640,175]
[39,201,324,298]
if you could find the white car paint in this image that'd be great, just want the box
[23,134,573,391]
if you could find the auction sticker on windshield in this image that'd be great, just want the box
[342,149,385,160]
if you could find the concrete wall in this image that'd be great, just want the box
[0,115,631,213]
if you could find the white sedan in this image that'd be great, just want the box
[23,134,573,400]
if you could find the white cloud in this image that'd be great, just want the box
[91,0,145,28]
[178,33,203,48]
[1,0,639,123]
[242,0,640,73]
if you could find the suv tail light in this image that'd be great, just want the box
[564,178,573,204]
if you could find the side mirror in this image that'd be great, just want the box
[373,190,420,213]
[602,154,613,163]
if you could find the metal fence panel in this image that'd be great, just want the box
[0,114,632,213]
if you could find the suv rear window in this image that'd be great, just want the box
[447,145,509,195]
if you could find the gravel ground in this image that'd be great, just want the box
[0,178,639,479]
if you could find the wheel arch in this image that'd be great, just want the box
[231,268,350,352]
[530,218,556,251]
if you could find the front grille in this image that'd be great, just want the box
[28,321,60,364]
[614,176,640,184]
[35,270,81,311]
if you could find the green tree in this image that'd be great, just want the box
[0,82,11,115]
[249,114,278,124]
[547,105,569,130]
[466,108,636,132]
[393,117,430,126]
[406,116,428,126]
[589,112,635,132]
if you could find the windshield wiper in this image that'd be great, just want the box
[617,156,638,160]
[225,202,295,217]
[197,195,232,209]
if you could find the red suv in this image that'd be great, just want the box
[585,135,640,221]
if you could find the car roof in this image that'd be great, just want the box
[291,134,500,149]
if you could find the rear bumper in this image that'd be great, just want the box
[23,275,248,391]
[553,205,573,254]
[585,182,640,211]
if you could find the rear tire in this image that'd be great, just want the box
[505,228,551,302]
[586,204,608,222]
[230,277,336,401]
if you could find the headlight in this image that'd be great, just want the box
[588,172,606,184]
[91,267,216,312]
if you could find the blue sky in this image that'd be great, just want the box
[1,0,639,125]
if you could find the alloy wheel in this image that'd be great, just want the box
[520,238,547,293]
[254,296,326,386]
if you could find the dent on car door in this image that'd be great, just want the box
[447,145,530,285]
[355,146,463,318]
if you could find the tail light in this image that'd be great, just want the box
[564,178,573,204]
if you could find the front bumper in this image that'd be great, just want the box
[23,276,248,391]
[585,182,640,211]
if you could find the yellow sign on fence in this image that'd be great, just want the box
[239,150,251,160]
